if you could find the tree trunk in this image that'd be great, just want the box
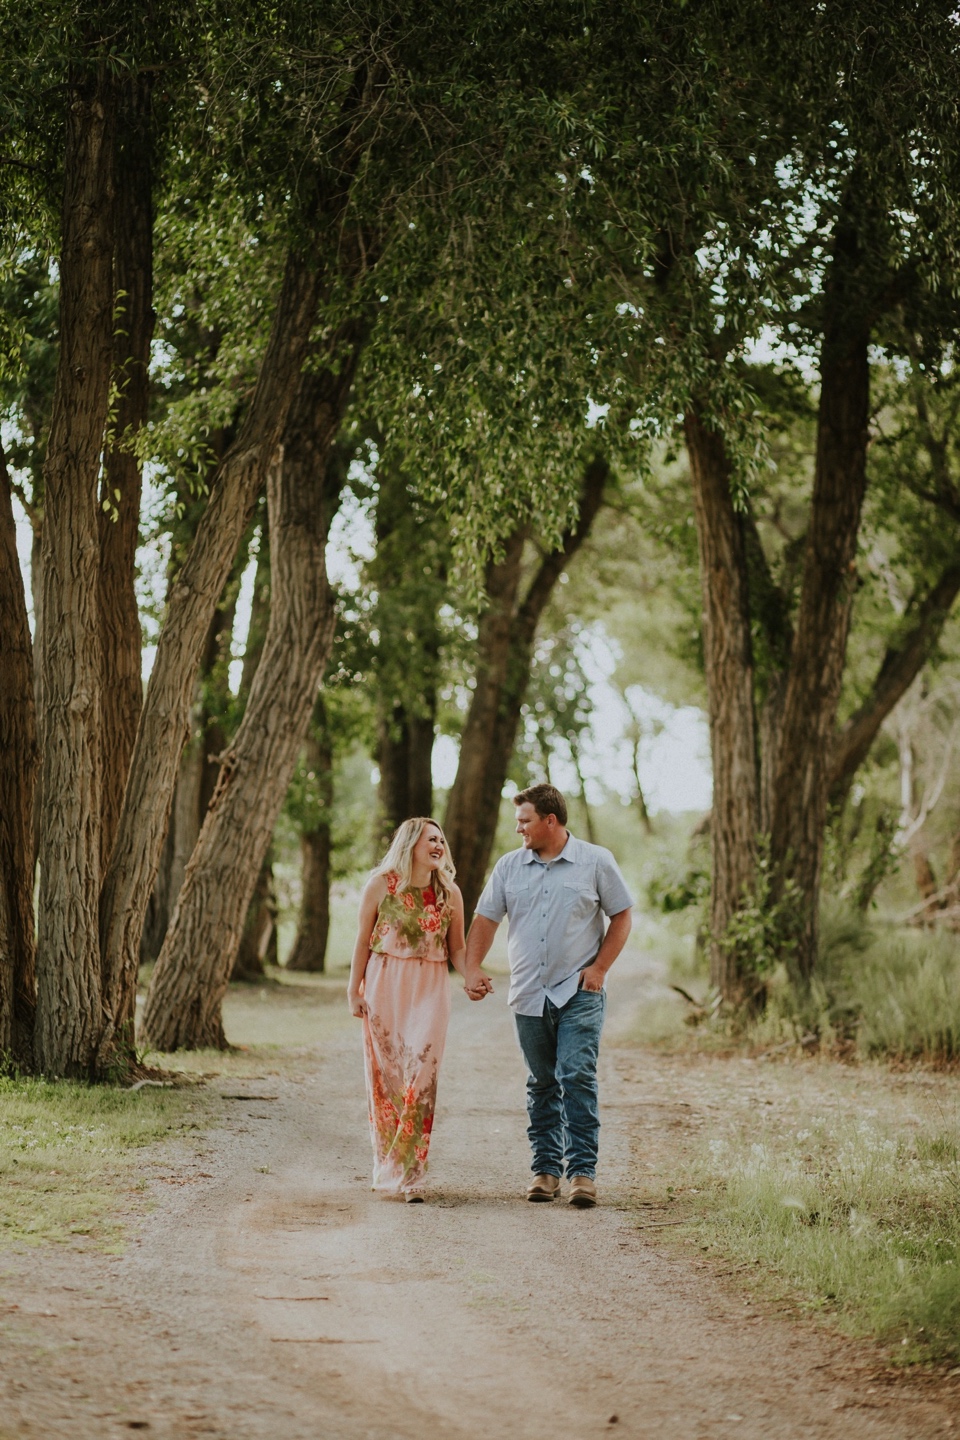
[233,851,279,980]
[0,445,39,1061]
[34,62,116,1076]
[572,747,597,846]
[369,457,441,843]
[225,504,276,982]
[98,70,153,873]
[98,243,324,1061]
[769,223,871,981]
[445,458,607,921]
[628,736,654,836]
[141,345,360,1051]
[828,558,960,809]
[139,585,240,961]
[912,843,939,923]
[238,512,272,700]
[286,700,334,973]
[377,704,435,841]
[684,410,761,1004]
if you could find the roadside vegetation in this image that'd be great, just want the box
[628,1035,960,1368]
[631,837,960,1369]
[0,1077,202,1248]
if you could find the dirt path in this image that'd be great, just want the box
[1,953,955,1439]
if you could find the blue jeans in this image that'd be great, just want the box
[514,987,606,1180]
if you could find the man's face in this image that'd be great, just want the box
[515,802,555,850]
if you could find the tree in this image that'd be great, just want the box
[364,452,450,842]
[444,457,608,920]
[141,341,361,1049]
[0,442,38,1062]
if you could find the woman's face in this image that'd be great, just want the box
[413,824,446,872]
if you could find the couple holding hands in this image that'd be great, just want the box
[347,783,634,1204]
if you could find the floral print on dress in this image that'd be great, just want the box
[369,873,451,962]
[361,872,453,1194]
[366,1013,441,1189]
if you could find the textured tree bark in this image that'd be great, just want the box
[828,559,960,809]
[141,347,359,1051]
[684,410,762,1004]
[377,704,435,840]
[445,458,608,922]
[229,505,273,982]
[233,852,279,980]
[0,446,39,1061]
[98,70,153,873]
[286,699,334,973]
[139,590,240,962]
[35,63,116,1076]
[98,244,324,1060]
[770,224,871,980]
[443,530,525,921]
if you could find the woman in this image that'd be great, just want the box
[347,817,468,1200]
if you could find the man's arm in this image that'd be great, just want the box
[463,915,498,1000]
[579,908,632,993]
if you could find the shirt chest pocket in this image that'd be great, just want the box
[505,878,533,911]
[563,880,600,919]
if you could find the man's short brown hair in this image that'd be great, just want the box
[513,783,568,827]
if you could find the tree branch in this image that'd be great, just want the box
[829,557,960,807]
[514,456,609,645]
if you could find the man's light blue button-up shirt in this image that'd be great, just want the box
[474,834,634,1016]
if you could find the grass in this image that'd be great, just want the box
[620,905,960,1365]
[0,1075,203,1248]
[688,1097,960,1364]
[0,967,358,1251]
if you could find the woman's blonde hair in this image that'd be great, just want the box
[373,817,456,905]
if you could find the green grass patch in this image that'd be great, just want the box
[0,1075,203,1248]
[675,1087,960,1364]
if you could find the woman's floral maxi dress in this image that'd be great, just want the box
[362,873,452,1194]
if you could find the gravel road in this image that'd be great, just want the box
[0,952,954,1439]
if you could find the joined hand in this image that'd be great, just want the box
[464,972,494,1002]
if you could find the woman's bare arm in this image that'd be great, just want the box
[347,875,388,1017]
[445,885,467,979]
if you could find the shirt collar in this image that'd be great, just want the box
[520,833,579,865]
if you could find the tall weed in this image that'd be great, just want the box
[741,903,960,1064]
[694,1106,960,1362]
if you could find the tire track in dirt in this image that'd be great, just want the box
[0,952,954,1438]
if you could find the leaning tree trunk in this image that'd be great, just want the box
[770,223,871,981]
[445,457,608,921]
[684,409,762,1005]
[0,445,39,1061]
[141,348,361,1050]
[97,245,324,1063]
[140,578,243,961]
[286,699,334,973]
[229,508,275,981]
[98,69,153,872]
[34,62,116,1076]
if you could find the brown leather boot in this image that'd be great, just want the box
[526,1174,561,1202]
[568,1175,598,1208]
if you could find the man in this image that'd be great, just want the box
[464,783,633,1208]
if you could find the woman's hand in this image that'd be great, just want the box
[463,968,494,1001]
[347,986,368,1018]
